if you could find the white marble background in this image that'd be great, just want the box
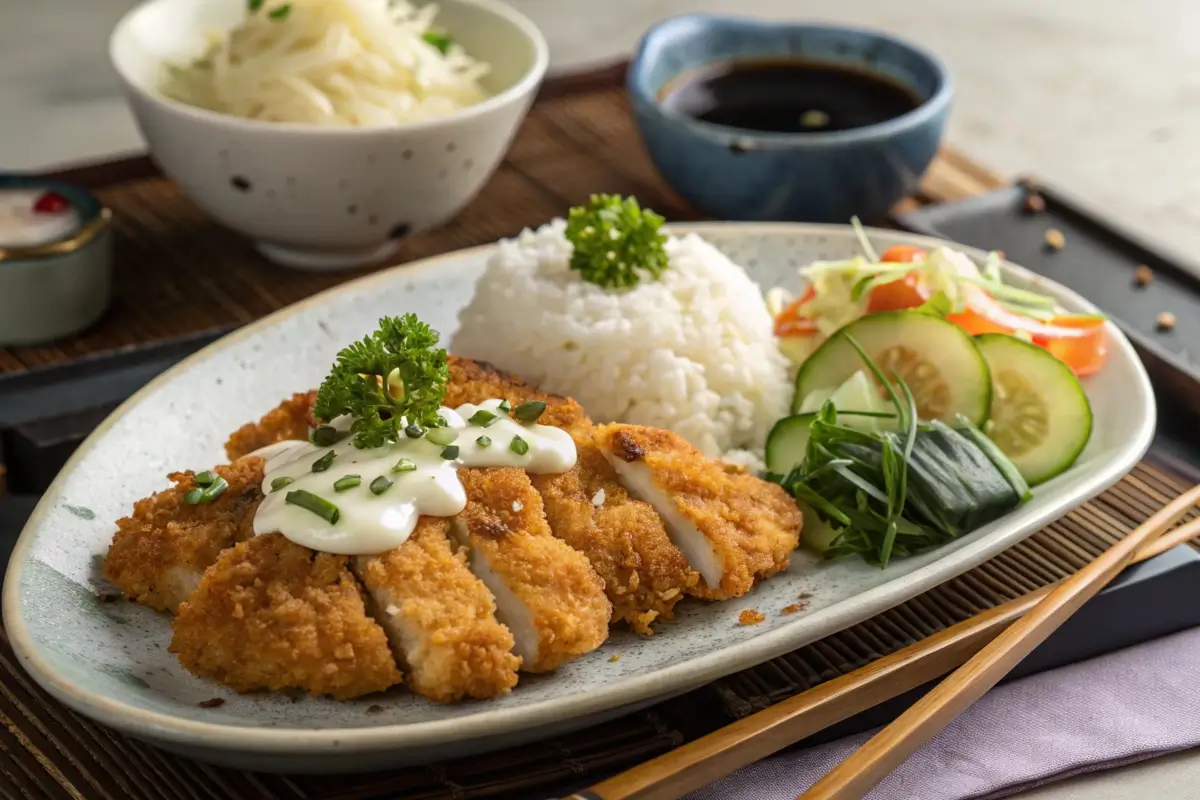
[2,0,1199,796]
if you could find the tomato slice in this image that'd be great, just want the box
[879,244,927,263]
[774,286,819,336]
[866,272,930,313]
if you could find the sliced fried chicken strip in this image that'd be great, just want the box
[452,468,610,672]
[171,533,402,699]
[103,457,264,612]
[447,356,696,634]
[353,517,520,703]
[224,390,318,461]
[595,424,803,600]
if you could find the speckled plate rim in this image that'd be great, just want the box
[3,222,1155,757]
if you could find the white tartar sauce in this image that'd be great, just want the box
[250,400,576,556]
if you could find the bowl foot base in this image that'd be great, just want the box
[255,240,402,272]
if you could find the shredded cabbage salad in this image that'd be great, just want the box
[162,0,491,126]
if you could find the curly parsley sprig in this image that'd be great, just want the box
[313,315,450,449]
[564,194,669,289]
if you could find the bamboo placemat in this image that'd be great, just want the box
[1,66,1195,800]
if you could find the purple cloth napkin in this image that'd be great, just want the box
[687,627,1200,800]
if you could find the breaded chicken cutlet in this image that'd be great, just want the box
[354,517,521,703]
[225,390,317,461]
[595,424,803,600]
[444,356,697,634]
[452,468,610,672]
[171,533,402,699]
[103,457,265,612]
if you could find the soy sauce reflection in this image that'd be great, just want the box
[659,59,922,134]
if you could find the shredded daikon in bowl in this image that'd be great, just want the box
[161,0,491,126]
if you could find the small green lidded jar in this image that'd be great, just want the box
[0,177,113,345]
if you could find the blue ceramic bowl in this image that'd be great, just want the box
[628,16,953,223]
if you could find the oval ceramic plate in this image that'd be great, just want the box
[3,224,1154,773]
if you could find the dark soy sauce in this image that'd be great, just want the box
[659,59,922,134]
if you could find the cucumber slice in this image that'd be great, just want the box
[793,311,992,426]
[797,502,842,555]
[975,333,1093,486]
[765,413,816,475]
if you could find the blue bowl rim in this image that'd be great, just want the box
[0,176,111,263]
[627,15,954,147]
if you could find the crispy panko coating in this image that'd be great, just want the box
[354,518,520,703]
[445,356,589,432]
[103,458,265,612]
[453,468,610,673]
[595,424,803,601]
[448,356,694,634]
[171,533,402,699]
[532,431,697,635]
[224,390,318,461]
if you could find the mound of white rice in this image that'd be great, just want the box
[451,220,791,462]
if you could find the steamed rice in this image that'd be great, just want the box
[452,220,791,462]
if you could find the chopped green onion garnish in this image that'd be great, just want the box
[510,435,529,456]
[497,399,512,413]
[442,445,460,460]
[285,490,339,524]
[310,425,340,446]
[405,424,425,439]
[333,475,361,492]
[468,409,498,427]
[185,475,229,505]
[476,435,492,448]
[248,0,265,11]
[194,470,217,487]
[370,476,393,495]
[427,428,459,446]
[393,457,417,473]
[267,3,291,20]
[312,451,336,472]
[513,401,547,423]
[270,476,295,492]
[422,31,453,54]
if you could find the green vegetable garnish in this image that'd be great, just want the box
[313,314,450,449]
[194,470,217,487]
[497,399,511,413]
[476,435,492,448]
[442,445,460,460]
[427,428,459,446]
[248,0,265,11]
[564,194,668,289]
[286,490,339,524]
[510,435,529,456]
[333,475,361,492]
[370,476,393,495]
[312,451,336,472]
[392,458,417,473]
[422,31,453,54]
[513,401,547,423]
[310,425,341,446]
[184,475,229,505]
[270,476,295,492]
[777,334,1028,568]
[267,3,291,20]
[468,409,498,427]
[405,424,425,439]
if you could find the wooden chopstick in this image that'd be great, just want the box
[562,490,1200,800]
[800,483,1200,799]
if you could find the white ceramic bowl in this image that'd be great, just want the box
[109,0,548,271]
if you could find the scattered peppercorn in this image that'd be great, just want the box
[1134,265,1153,287]
[1157,311,1176,331]
[1023,193,1047,214]
[1044,228,1066,251]
[367,704,384,714]
[197,698,225,709]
